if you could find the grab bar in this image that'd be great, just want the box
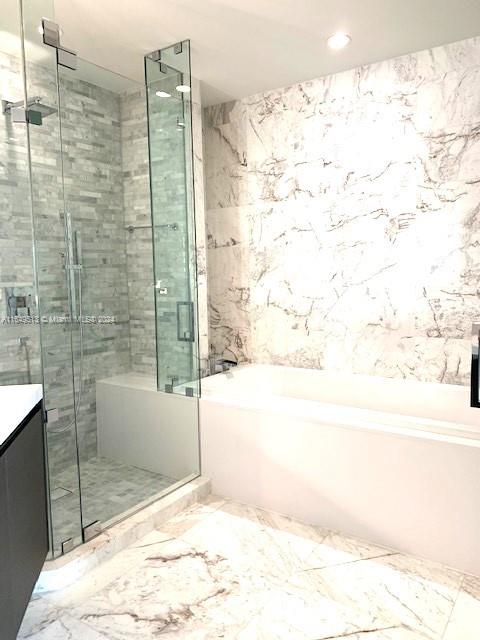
[471,322,480,408]
[125,223,179,233]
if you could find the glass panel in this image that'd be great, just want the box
[22,0,83,556]
[19,10,201,552]
[56,54,200,534]
[145,41,201,396]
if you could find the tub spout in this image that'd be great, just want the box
[215,358,237,377]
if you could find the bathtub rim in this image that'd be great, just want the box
[97,367,480,448]
[200,387,480,450]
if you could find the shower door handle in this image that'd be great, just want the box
[177,301,195,342]
[471,322,480,408]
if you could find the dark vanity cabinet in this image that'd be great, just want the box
[0,403,48,639]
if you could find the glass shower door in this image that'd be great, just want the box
[145,41,200,396]
[55,56,152,538]
[22,0,84,556]
[23,7,201,554]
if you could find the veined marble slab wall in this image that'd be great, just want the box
[204,36,480,385]
[192,87,210,379]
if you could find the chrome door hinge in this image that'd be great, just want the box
[41,19,77,70]
[83,521,102,542]
[44,408,59,423]
[61,538,75,555]
[41,19,61,48]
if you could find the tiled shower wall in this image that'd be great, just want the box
[0,47,131,474]
[120,88,156,375]
[1,47,208,475]
[25,55,132,475]
[204,36,480,385]
[0,50,41,386]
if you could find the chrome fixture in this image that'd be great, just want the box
[83,520,102,542]
[214,358,238,377]
[61,538,75,555]
[125,222,179,233]
[41,18,61,48]
[44,408,59,424]
[155,279,168,295]
[148,42,183,59]
[146,49,162,63]
[164,375,180,394]
[177,301,194,342]
[2,96,56,125]
[4,286,34,316]
[41,19,77,70]
[49,212,85,436]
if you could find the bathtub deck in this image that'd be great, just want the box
[21,495,478,639]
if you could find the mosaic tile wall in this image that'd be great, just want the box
[204,36,480,385]
[0,50,42,386]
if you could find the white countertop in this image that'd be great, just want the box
[0,384,43,450]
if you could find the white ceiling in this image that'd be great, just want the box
[49,0,480,105]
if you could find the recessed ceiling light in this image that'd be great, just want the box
[327,32,351,50]
[175,85,191,93]
[155,90,171,98]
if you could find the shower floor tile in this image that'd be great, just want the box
[21,496,479,639]
[50,456,174,552]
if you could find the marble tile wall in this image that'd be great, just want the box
[204,36,480,385]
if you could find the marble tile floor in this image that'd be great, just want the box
[20,495,479,639]
[50,456,174,554]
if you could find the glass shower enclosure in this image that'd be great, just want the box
[145,41,201,396]
[2,0,202,557]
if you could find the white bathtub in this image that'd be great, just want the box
[199,364,480,575]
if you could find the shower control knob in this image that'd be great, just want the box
[155,280,168,295]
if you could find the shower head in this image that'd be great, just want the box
[26,97,57,118]
[2,96,57,123]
